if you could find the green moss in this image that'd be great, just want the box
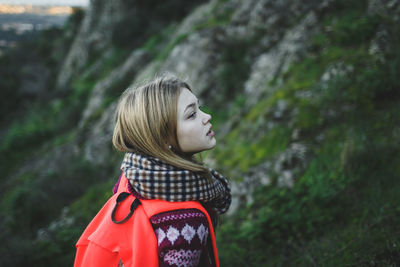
[213,123,291,176]
[142,24,178,58]
[147,0,235,64]
[284,56,324,91]
[51,131,77,147]
[219,41,250,96]
[155,33,190,62]
[328,11,381,46]
[219,120,400,265]
[256,127,291,159]
[80,47,130,85]
[194,6,234,31]
[71,77,95,99]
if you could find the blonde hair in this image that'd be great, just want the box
[112,75,211,177]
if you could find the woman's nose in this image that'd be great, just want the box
[202,112,212,124]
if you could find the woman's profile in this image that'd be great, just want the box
[74,74,231,267]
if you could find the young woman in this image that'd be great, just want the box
[74,75,231,267]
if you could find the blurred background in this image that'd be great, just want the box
[1,0,400,266]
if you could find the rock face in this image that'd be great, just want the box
[132,0,322,212]
[83,102,117,165]
[78,49,149,131]
[54,0,400,213]
[56,0,205,91]
[56,0,126,90]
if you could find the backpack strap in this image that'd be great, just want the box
[111,192,141,224]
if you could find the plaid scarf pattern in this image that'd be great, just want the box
[121,152,231,214]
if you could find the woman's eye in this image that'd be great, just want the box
[188,112,196,119]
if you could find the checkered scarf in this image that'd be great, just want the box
[121,152,231,214]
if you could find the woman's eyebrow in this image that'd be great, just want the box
[184,100,199,113]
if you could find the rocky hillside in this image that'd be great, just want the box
[1,0,399,266]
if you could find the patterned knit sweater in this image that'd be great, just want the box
[113,177,214,267]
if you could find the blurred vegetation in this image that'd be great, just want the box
[0,8,85,178]
[0,0,399,266]
[0,8,108,266]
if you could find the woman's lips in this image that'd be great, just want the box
[207,130,215,137]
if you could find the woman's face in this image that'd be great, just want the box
[176,88,216,154]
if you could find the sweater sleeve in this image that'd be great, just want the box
[150,209,213,267]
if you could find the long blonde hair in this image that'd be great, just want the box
[112,75,211,177]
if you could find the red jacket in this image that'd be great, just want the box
[74,174,219,267]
